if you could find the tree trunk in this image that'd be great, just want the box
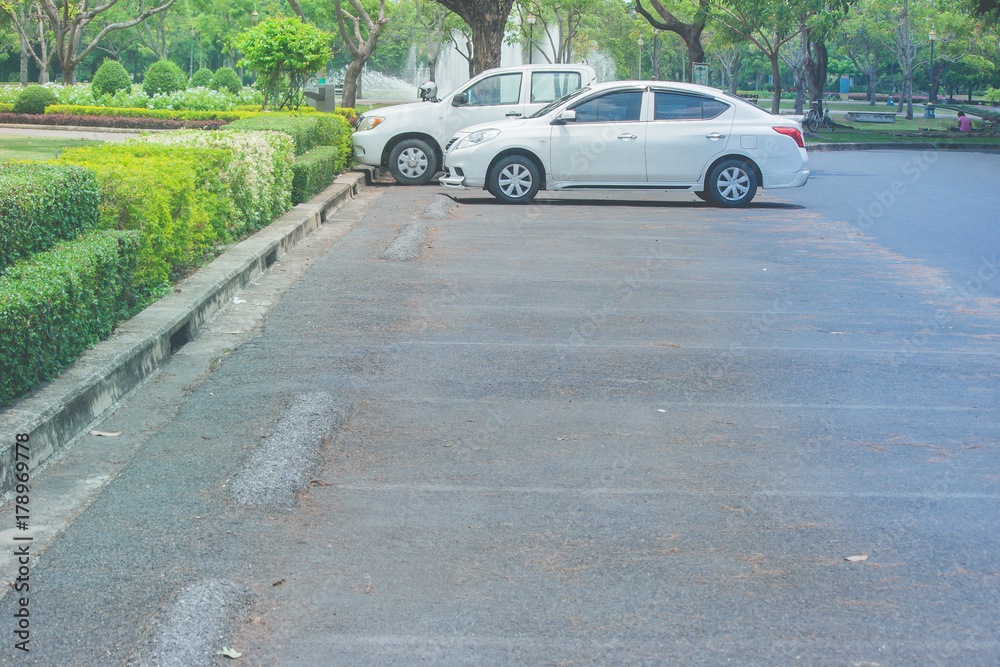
[19,36,29,86]
[634,0,706,83]
[341,59,364,108]
[805,38,827,112]
[770,54,782,115]
[470,14,506,71]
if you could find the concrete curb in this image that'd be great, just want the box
[808,141,1000,154]
[0,170,368,498]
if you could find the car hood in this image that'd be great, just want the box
[359,100,438,121]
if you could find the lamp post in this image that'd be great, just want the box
[637,36,644,80]
[928,27,936,103]
[190,28,195,75]
[527,14,536,65]
[251,8,260,25]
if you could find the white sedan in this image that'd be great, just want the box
[440,81,809,207]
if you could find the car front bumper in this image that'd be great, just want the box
[352,130,388,168]
[439,168,466,189]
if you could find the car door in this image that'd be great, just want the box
[644,91,735,184]
[548,89,647,185]
[446,72,525,139]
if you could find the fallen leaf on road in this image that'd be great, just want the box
[309,479,328,486]
[90,431,122,437]
[217,646,242,659]
[272,579,286,587]
[845,554,868,562]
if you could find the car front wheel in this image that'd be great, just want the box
[706,159,758,207]
[489,155,541,204]
[388,139,439,185]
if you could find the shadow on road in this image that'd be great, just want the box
[442,194,805,210]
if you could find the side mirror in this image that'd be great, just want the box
[555,109,577,124]
[418,81,438,102]
[452,92,469,107]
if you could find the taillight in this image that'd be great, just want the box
[772,126,804,148]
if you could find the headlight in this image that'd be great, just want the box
[455,128,500,150]
[356,115,385,132]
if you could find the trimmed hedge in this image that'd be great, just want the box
[191,67,214,88]
[54,144,235,297]
[92,60,132,98]
[292,146,339,205]
[0,163,100,271]
[210,67,242,95]
[144,60,187,97]
[2,112,227,130]
[0,102,12,113]
[46,105,251,121]
[225,112,352,156]
[0,230,141,406]
[13,86,58,114]
[129,130,296,237]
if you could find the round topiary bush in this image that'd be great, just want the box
[91,59,132,99]
[13,86,59,115]
[191,67,213,88]
[210,67,243,95]
[143,60,187,97]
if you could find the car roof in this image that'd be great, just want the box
[478,63,598,76]
[584,80,729,97]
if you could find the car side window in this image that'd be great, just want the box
[530,72,583,103]
[570,91,643,123]
[654,92,730,120]
[464,73,522,106]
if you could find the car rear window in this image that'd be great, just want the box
[531,72,583,103]
[654,92,731,120]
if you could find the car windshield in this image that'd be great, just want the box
[529,87,591,118]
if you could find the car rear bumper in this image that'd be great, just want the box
[764,169,810,189]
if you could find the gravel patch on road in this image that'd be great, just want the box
[380,222,429,261]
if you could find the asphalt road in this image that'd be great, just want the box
[1,151,998,665]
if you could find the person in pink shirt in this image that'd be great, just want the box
[957,112,972,132]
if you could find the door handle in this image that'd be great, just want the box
[617,133,638,141]
[505,111,522,117]
[706,132,726,139]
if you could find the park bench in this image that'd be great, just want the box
[739,94,759,106]
[844,111,897,123]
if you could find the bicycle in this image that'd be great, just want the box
[804,101,836,133]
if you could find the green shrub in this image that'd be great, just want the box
[291,145,339,205]
[0,230,140,406]
[46,104,254,122]
[0,163,100,271]
[13,86,58,115]
[143,60,187,97]
[54,143,235,297]
[129,129,295,236]
[191,67,214,88]
[0,102,13,113]
[210,67,242,95]
[225,114,321,154]
[91,60,132,98]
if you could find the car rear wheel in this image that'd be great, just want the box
[706,159,758,207]
[489,155,541,204]
[388,139,438,185]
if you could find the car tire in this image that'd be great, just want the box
[388,139,438,185]
[706,159,758,208]
[694,191,711,202]
[488,155,541,204]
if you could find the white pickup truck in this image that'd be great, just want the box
[352,64,597,185]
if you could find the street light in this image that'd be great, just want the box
[251,8,260,25]
[527,14,536,65]
[638,36,644,79]
[928,27,937,103]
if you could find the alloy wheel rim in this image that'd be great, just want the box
[717,167,750,201]
[397,148,428,178]
[499,164,532,198]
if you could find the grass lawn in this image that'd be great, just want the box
[0,135,103,162]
